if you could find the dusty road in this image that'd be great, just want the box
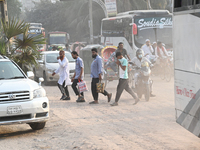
[0,76,200,150]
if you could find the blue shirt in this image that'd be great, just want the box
[91,55,103,78]
[75,57,84,79]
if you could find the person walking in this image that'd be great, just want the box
[52,50,71,100]
[71,51,85,103]
[110,52,139,106]
[89,48,112,104]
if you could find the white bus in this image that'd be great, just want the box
[173,0,200,138]
[17,23,46,52]
[29,23,42,28]
[101,10,173,58]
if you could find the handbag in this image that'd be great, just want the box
[96,80,105,93]
[77,80,88,93]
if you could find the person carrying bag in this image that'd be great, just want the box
[71,51,86,102]
[89,48,112,104]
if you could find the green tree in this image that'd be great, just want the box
[25,0,105,42]
[1,18,46,72]
[7,0,22,18]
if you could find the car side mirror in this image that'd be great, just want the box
[27,71,34,80]
[38,60,44,64]
[39,77,44,86]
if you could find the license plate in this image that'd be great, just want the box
[7,106,23,114]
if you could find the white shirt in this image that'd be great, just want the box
[131,57,151,68]
[55,57,71,86]
[141,44,154,56]
[155,46,169,58]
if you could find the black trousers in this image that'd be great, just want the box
[71,79,84,96]
[91,78,108,101]
[57,81,70,97]
[115,78,137,102]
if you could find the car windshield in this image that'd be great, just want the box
[46,53,75,63]
[0,61,25,80]
[49,34,66,45]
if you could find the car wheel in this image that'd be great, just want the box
[29,122,46,130]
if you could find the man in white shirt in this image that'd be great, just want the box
[52,50,71,100]
[141,39,155,62]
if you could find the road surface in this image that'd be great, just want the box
[0,76,200,150]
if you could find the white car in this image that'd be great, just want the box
[33,51,75,85]
[0,55,49,130]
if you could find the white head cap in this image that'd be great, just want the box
[153,42,157,45]
[145,39,150,42]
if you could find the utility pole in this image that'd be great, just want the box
[89,0,93,44]
[146,0,152,10]
[0,0,8,24]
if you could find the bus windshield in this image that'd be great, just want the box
[49,34,66,45]
[135,28,172,49]
[134,16,173,49]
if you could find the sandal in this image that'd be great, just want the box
[89,101,99,104]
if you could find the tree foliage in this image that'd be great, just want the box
[7,0,22,18]
[25,0,105,43]
[0,18,46,72]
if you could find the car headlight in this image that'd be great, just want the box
[33,88,46,98]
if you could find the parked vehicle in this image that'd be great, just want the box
[133,61,152,101]
[47,31,70,50]
[0,55,49,130]
[33,51,75,85]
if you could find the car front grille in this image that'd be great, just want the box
[0,91,30,103]
[0,114,31,122]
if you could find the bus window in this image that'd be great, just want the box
[174,0,181,8]
[157,28,172,49]
[195,0,200,8]
[134,29,156,48]
[182,0,194,6]
[102,19,124,37]
[174,0,195,11]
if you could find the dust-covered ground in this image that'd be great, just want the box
[0,76,200,150]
